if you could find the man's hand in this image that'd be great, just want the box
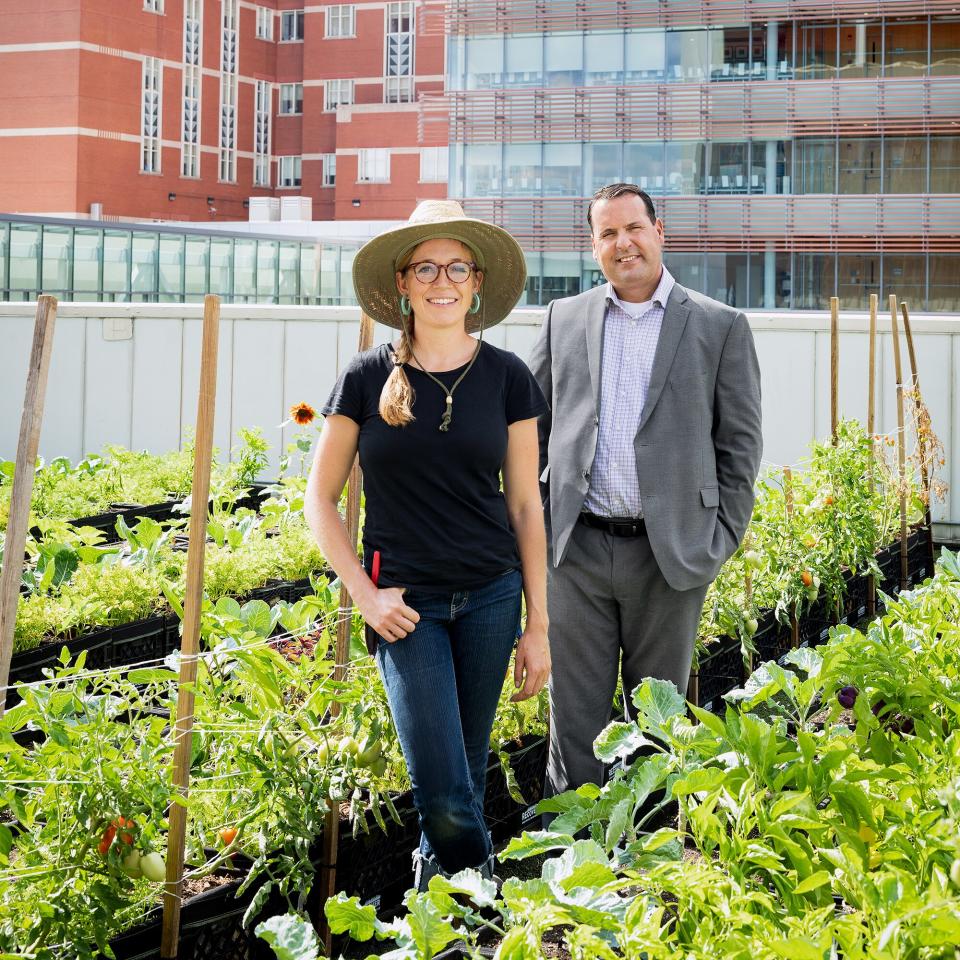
[511,627,551,701]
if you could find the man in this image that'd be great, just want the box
[528,183,762,796]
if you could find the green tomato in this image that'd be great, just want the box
[317,740,330,764]
[357,740,382,767]
[743,550,762,570]
[744,617,759,637]
[338,736,360,758]
[139,852,167,883]
[950,858,960,889]
[367,756,388,778]
[806,586,819,602]
[120,850,142,879]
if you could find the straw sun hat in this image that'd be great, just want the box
[352,200,527,334]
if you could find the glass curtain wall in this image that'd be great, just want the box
[0,217,357,304]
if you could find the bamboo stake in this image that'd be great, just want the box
[318,312,376,952]
[866,294,877,618]
[0,296,58,717]
[161,295,221,959]
[784,467,799,649]
[889,295,909,593]
[830,296,839,444]
[743,532,754,673]
[900,302,936,574]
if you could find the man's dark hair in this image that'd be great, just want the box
[587,183,657,232]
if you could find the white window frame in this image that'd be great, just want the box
[219,0,239,183]
[357,148,390,183]
[255,6,273,40]
[278,155,302,188]
[385,2,415,103]
[140,57,162,174]
[325,4,355,38]
[324,78,354,111]
[279,82,303,115]
[144,0,164,13]
[181,0,202,178]
[420,146,448,183]
[254,80,272,187]
[280,10,304,42]
[322,153,336,187]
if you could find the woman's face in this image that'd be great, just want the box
[395,238,483,333]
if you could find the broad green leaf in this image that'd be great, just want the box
[630,678,686,737]
[769,940,829,960]
[324,894,378,941]
[428,869,498,908]
[793,870,832,895]
[405,894,459,955]
[781,645,823,677]
[500,830,576,861]
[560,861,618,892]
[672,767,726,797]
[255,913,322,960]
[242,599,278,637]
[593,721,645,763]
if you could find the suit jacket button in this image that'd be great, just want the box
[593,416,599,426]
[583,470,590,480]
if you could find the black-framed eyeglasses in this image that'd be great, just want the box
[406,260,477,284]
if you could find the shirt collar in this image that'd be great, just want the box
[605,267,675,318]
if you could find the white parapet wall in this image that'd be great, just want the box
[1,301,958,539]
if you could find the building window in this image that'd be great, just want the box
[420,146,448,182]
[324,78,354,111]
[326,4,355,38]
[181,0,202,178]
[255,6,273,40]
[385,1,414,102]
[279,82,303,115]
[281,10,304,41]
[141,57,162,173]
[254,80,271,186]
[358,148,390,182]
[278,156,302,187]
[144,0,164,12]
[219,0,239,182]
[322,153,336,187]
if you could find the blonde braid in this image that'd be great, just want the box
[379,320,416,426]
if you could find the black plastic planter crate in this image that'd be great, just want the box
[751,611,792,665]
[694,635,743,711]
[484,736,548,845]
[839,570,871,627]
[105,874,281,960]
[797,595,835,649]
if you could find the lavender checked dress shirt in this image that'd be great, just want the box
[582,267,676,520]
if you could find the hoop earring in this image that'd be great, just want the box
[399,295,412,317]
[468,293,481,315]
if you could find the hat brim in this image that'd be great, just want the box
[352,217,527,333]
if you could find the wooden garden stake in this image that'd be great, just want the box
[866,294,878,617]
[900,302,936,573]
[161,295,221,960]
[889,295,909,593]
[743,532,754,673]
[0,296,57,717]
[784,467,799,649]
[830,296,839,444]
[317,311,376,952]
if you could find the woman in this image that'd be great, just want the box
[304,200,550,889]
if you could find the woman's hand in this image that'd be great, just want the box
[359,587,420,643]
[511,625,550,701]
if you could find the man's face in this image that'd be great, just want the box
[590,194,665,299]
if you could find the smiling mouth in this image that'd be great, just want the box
[616,254,641,264]
[427,297,458,305]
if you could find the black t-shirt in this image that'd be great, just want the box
[322,341,548,592]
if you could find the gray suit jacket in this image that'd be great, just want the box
[527,281,762,592]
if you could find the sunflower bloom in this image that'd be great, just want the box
[290,402,317,425]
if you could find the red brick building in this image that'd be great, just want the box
[0,0,447,222]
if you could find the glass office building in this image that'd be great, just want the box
[440,6,960,309]
[0,215,360,305]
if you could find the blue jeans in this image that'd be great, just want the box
[374,568,522,875]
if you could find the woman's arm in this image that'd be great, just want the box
[503,417,550,702]
[304,414,419,642]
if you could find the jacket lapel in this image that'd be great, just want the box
[584,285,607,415]
[636,284,690,433]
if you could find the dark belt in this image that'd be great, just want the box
[578,512,646,537]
